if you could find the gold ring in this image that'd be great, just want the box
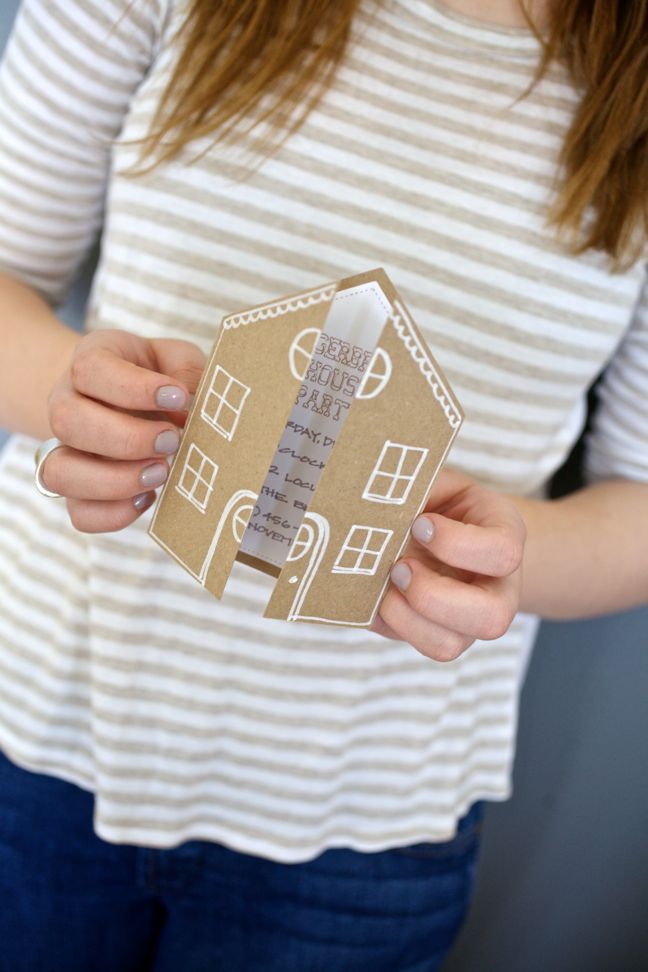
[34,437,65,498]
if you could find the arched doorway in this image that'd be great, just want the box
[199,488,257,585]
[283,511,330,621]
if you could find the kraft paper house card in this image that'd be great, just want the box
[149,268,463,628]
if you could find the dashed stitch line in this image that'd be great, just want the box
[390,302,462,429]
[223,285,336,329]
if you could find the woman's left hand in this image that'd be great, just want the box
[372,469,526,662]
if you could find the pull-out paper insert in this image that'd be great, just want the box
[238,281,391,572]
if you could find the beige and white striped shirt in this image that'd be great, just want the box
[0,0,646,861]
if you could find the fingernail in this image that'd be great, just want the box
[155,429,180,455]
[140,462,168,488]
[412,516,434,544]
[155,386,187,411]
[391,562,412,592]
[133,491,155,512]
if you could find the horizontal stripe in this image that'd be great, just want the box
[0,668,517,769]
[0,635,519,732]
[0,615,519,712]
[92,774,505,839]
[105,198,614,375]
[0,711,510,777]
[112,169,625,329]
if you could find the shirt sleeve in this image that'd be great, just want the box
[0,0,168,307]
[584,266,648,484]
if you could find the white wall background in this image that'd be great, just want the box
[1,5,647,970]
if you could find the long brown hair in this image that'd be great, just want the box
[141,0,648,268]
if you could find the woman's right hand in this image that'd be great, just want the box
[42,328,206,533]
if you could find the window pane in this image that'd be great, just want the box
[388,477,410,501]
[218,403,238,434]
[187,452,203,475]
[212,369,230,395]
[225,380,248,409]
[180,468,197,492]
[348,526,370,547]
[204,389,220,420]
[378,445,402,475]
[336,548,361,571]
[365,530,391,555]
[400,448,427,477]
[358,549,379,571]
[368,473,394,498]
[193,480,209,506]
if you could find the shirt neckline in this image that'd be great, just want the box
[399,0,542,57]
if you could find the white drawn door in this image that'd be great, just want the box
[199,489,257,586]
[281,513,330,621]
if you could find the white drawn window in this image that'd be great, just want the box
[232,504,254,543]
[176,444,218,513]
[289,328,320,381]
[362,441,428,505]
[201,365,250,440]
[287,522,314,562]
[332,525,393,576]
[356,347,392,399]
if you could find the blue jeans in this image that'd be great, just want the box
[0,748,483,972]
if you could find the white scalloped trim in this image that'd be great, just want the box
[390,300,462,429]
[223,284,336,329]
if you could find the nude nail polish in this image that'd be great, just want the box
[140,462,168,489]
[155,430,180,455]
[391,563,412,592]
[155,386,187,411]
[412,516,434,544]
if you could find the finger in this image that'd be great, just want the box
[49,390,182,461]
[410,509,525,578]
[151,338,207,395]
[378,587,473,662]
[71,347,191,413]
[41,446,170,501]
[422,467,477,509]
[369,613,403,641]
[67,493,156,534]
[389,558,518,641]
[70,333,206,414]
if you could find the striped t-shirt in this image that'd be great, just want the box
[0,0,646,862]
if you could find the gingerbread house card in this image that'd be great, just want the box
[149,268,463,627]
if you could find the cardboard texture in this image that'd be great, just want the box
[149,268,463,627]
